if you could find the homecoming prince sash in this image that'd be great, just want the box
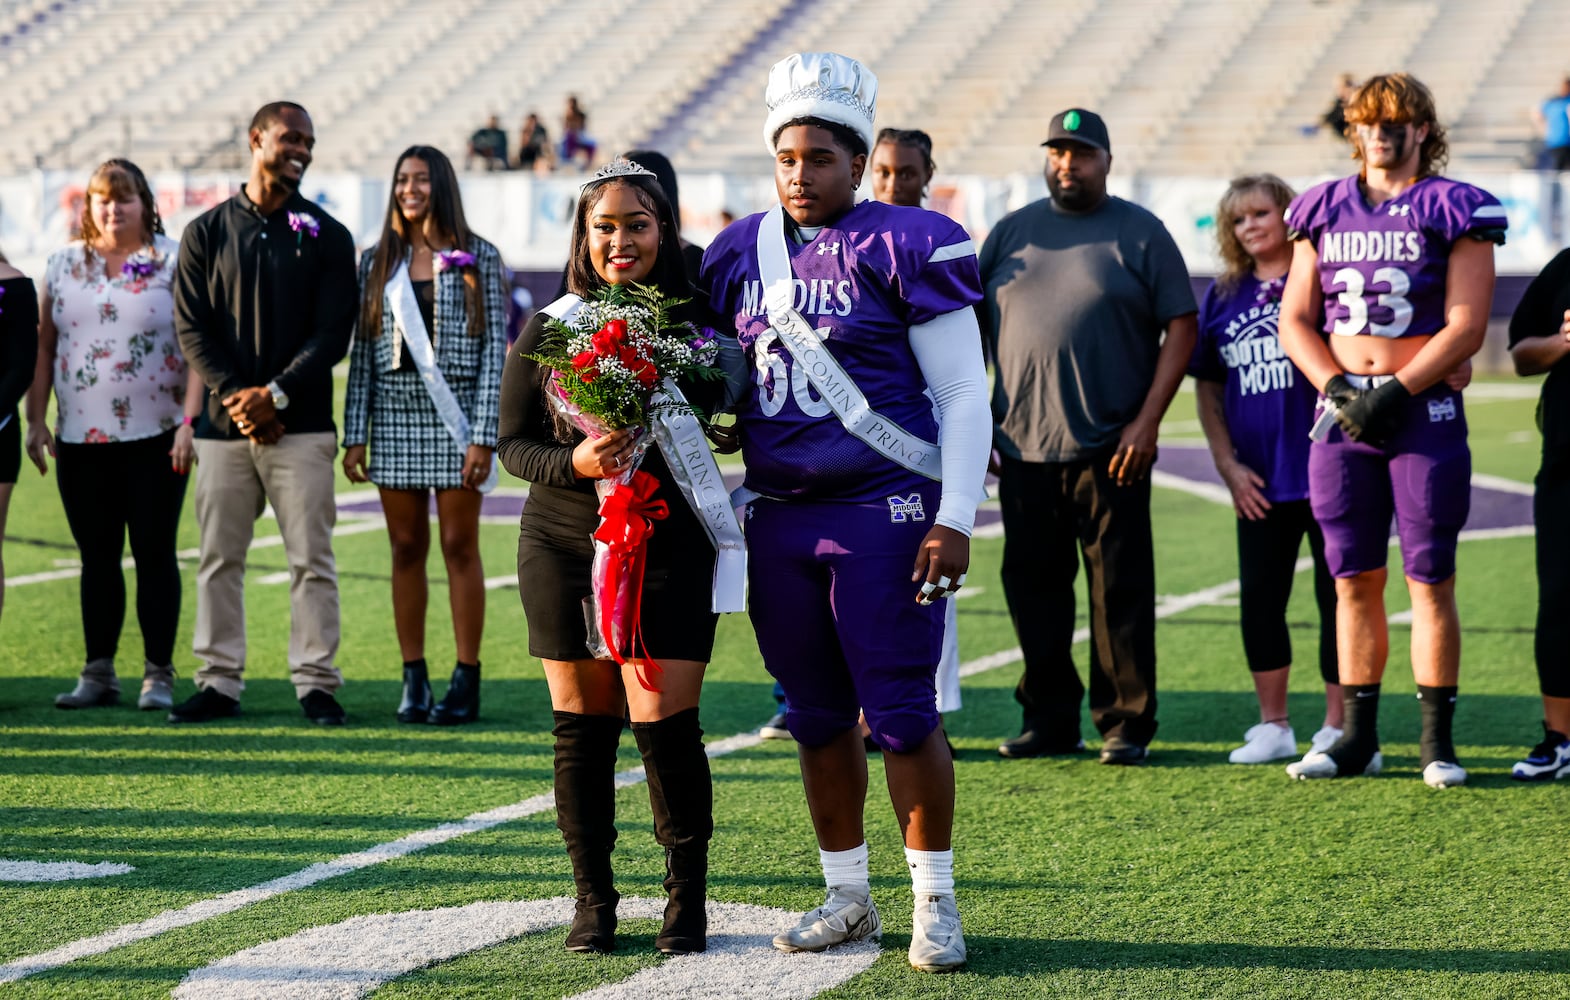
[386,261,498,492]
[543,294,747,614]
[754,203,942,481]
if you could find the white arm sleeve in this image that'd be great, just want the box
[909,307,990,536]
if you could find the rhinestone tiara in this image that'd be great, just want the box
[588,157,657,182]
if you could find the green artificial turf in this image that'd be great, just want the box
[0,380,1562,998]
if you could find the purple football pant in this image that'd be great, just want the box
[745,487,945,753]
[1309,382,1470,584]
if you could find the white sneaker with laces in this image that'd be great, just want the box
[1422,760,1467,788]
[1309,725,1343,755]
[772,888,881,953]
[1230,723,1297,764]
[908,894,966,972]
[1286,749,1382,779]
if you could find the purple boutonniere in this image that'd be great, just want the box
[122,250,159,280]
[434,249,476,272]
[1256,275,1286,306]
[287,211,320,238]
[287,211,320,258]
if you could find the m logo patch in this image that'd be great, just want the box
[1427,397,1457,422]
[887,494,925,523]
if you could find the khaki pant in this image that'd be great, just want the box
[191,433,341,699]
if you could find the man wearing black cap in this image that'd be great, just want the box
[978,107,1197,765]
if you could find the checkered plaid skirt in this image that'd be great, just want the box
[366,371,478,490]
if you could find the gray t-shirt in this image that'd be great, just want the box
[979,195,1196,462]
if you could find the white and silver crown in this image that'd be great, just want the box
[586,156,657,184]
[763,52,877,156]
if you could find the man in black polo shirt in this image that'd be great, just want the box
[171,101,358,725]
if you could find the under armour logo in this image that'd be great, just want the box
[887,494,925,523]
[1388,204,1411,217]
[816,242,840,255]
[1427,397,1457,422]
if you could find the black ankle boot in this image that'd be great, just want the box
[396,659,432,723]
[633,707,712,955]
[429,661,479,725]
[553,711,624,953]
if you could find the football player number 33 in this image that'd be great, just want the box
[1331,266,1412,338]
[754,327,831,417]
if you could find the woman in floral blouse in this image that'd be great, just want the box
[26,159,202,712]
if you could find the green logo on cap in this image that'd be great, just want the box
[1064,111,1081,131]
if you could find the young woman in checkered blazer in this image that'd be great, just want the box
[342,145,508,726]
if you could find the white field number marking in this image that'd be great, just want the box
[174,897,877,1000]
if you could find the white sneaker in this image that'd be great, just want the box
[772,888,881,953]
[1286,750,1382,779]
[1309,725,1343,755]
[1422,760,1467,788]
[1230,723,1297,764]
[908,894,966,973]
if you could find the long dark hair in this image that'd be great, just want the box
[360,145,484,338]
[564,174,687,298]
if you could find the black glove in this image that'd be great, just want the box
[1333,376,1410,446]
[1322,374,1361,409]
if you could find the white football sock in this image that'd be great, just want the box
[819,843,870,895]
[904,847,955,898]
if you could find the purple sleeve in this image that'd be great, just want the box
[899,214,983,327]
[1187,281,1227,381]
[1429,181,1508,246]
[1284,183,1329,244]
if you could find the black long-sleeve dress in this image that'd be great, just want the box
[0,275,39,484]
[497,293,724,662]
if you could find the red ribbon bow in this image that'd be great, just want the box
[592,469,669,690]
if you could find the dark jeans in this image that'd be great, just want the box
[56,430,188,665]
[1236,499,1338,683]
[999,454,1157,746]
[1535,458,1570,697]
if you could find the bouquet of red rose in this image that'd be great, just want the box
[528,283,726,688]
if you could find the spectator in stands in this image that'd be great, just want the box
[1316,73,1358,139]
[870,127,936,207]
[1189,174,1343,763]
[342,145,507,726]
[517,112,552,172]
[982,108,1197,766]
[497,158,730,957]
[1506,246,1570,780]
[1532,76,1570,171]
[1277,73,1506,788]
[0,247,36,633]
[171,101,358,725]
[26,160,199,712]
[700,51,988,973]
[467,115,509,172]
[560,95,597,169]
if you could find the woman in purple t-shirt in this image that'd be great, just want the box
[1190,175,1343,765]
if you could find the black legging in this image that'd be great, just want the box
[1236,499,1338,683]
[56,429,188,665]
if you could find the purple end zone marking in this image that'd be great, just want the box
[1155,445,1531,532]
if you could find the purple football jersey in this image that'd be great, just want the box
[700,200,982,502]
[1189,274,1317,503]
[1285,175,1506,340]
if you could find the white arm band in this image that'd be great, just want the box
[909,307,990,536]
